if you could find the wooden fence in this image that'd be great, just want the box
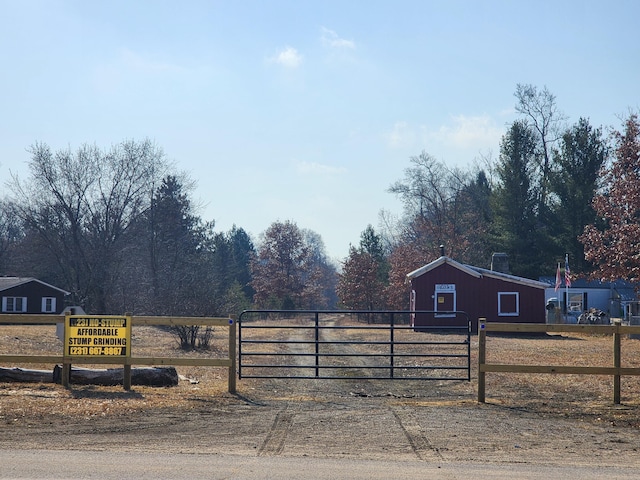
[0,314,236,393]
[478,320,640,404]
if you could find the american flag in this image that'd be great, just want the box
[565,255,571,287]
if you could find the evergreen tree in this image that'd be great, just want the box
[359,224,389,284]
[209,226,255,315]
[147,175,215,316]
[550,118,609,273]
[491,121,541,277]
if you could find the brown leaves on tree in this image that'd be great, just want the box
[336,247,385,311]
[580,114,640,283]
[250,220,327,309]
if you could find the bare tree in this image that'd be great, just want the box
[388,151,488,263]
[0,200,23,273]
[8,139,169,313]
[514,84,567,209]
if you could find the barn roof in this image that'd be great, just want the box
[406,256,547,290]
[0,277,70,295]
[406,256,480,280]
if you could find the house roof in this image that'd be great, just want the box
[406,256,548,290]
[539,276,639,302]
[0,277,70,295]
[538,276,637,290]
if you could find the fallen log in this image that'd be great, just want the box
[52,365,179,387]
[0,367,53,383]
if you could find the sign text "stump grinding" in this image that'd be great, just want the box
[65,316,131,357]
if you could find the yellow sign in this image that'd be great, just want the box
[64,315,131,357]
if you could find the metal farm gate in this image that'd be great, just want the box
[238,310,471,381]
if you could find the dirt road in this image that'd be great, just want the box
[2,320,640,475]
[2,375,640,470]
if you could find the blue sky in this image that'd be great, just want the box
[1,1,638,262]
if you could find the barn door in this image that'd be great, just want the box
[434,284,456,317]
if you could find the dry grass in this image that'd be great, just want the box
[480,332,640,426]
[0,324,234,422]
[2,319,640,428]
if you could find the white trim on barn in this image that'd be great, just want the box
[407,256,547,290]
[406,257,481,282]
[434,283,456,317]
[498,291,520,316]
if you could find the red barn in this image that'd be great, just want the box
[406,256,547,332]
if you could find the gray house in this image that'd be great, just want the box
[540,276,638,322]
[0,277,70,314]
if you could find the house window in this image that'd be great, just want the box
[42,297,56,313]
[2,297,27,313]
[498,292,519,317]
[563,292,587,313]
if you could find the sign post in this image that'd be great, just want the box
[63,314,132,389]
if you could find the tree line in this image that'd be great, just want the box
[1,85,639,316]
[0,139,337,316]
[341,87,639,312]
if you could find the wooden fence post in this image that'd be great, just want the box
[61,362,71,388]
[613,319,621,404]
[123,363,132,391]
[228,315,237,394]
[63,311,71,388]
[123,312,132,391]
[478,318,486,403]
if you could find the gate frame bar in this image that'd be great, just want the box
[238,310,471,381]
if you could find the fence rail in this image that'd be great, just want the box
[478,319,640,404]
[0,314,236,392]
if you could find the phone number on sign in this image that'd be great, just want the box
[68,346,124,356]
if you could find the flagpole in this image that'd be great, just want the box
[565,253,569,319]
[554,262,561,324]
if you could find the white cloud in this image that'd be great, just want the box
[430,114,503,149]
[385,121,416,149]
[321,27,355,49]
[294,160,347,175]
[269,46,303,68]
[383,115,504,165]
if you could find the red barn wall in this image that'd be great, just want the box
[410,263,545,332]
